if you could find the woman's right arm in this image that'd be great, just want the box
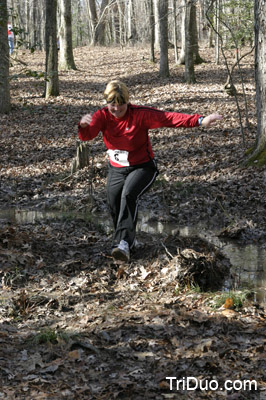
[79,113,93,128]
[78,111,103,141]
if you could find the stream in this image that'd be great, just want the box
[1,208,265,304]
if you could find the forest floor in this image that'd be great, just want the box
[0,45,265,399]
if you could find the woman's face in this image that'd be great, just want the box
[107,102,128,119]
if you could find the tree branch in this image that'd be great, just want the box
[206,0,246,147]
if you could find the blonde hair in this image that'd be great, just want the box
[104,80,129,105]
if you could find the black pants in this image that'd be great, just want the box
[107,160,159,249]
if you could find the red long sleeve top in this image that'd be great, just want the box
[78,104,202,167]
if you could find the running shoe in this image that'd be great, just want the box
[111,240,130,262]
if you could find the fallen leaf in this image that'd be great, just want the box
[224,297,234,309]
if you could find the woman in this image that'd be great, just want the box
[78,80,222,262]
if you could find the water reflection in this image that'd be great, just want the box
[0,208,265,303]
[0,209,58,224]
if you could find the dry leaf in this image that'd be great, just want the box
[224,297,234,309]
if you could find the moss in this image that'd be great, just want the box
[246,148,266,167]
[257,149,266,166]
[31,328,75,345]
[152,176,168,187]
[245,146,254,156]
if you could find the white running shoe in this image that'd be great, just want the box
[112,240,130,262]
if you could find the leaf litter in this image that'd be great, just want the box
[0,45,265,399]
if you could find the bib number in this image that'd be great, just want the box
[107,149,129,166]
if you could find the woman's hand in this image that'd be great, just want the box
[201,114,223,127]
[80,113,93,128]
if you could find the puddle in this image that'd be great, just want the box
[0,208,265,304]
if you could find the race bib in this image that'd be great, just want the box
[107,149,129,166]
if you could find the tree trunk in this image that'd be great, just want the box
[77,0,83,46]
[208,3,214,48]
[184,0,196,83]
[159,0,169,78]
[32,0,37,48]
[25,0,30,48]
[215,0,220,64]
[88,0,98,45]
[95,0,109,45]
[126,0,136,43]
[177,0,186,64]
[0,0,10,113]
[59,0,77,70]
[149,0,155,62]
[35,0,44,50]
[111,7,118,44]
[173,0,178,63]
[249,0,266,161]
[191,0,204,64]
[89,0,109,46]
[117,0,126,47]
[45,0,59,98]
[153,0,160,50]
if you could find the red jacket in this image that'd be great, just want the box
[78,104,202,167]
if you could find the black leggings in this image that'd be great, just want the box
[106,160,158,249]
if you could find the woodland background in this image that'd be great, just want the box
[1,0,265,159]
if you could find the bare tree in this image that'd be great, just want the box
[215,0,220,64]
[191,0,204,64]
[248,0,266,162]
[172,0,178,63]
[178,0,202,66]
[153,0,160,49]
[159,0,169,78]
[0,0,10,113]
[126,0,136,43]
[177,0,186,64]
[45,0,59,98]
[87,0,97,43]
[184,0,195,83]
[88,0,110,46]
[116,0,125,45]
[149,0,155,62]
[59,0,77,70]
